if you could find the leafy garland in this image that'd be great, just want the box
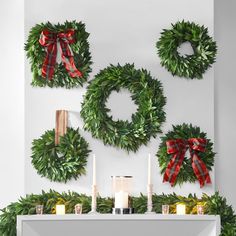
[156,20,217,79]
[81,64,166,152]
[25,21,92,88]
[157,123,215,186]
[0,190,235,236]
[31,128,91,182]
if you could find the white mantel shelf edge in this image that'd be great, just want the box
[17,214,221,236]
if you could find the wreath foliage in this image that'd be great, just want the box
[25,21,92,88]
[31,127,91,182]
[156,20,217,79]
[157,123,215,186]
[81,64,166,152]
[0,191,235,236]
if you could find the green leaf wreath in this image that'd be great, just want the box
[157,123,215,186]
[0,191,235,236]
[81,64,166,152]
[156,20,217,79]
[25,21,92,88]
[31,127,91,182]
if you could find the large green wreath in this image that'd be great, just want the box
[156,21,217,79]
[25,21,92,88]
[81,64,166,152]
[157,123,215,186]
[31,127,91,182]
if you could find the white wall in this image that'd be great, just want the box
[2,0,236,213]
[215,0,236,210]
[0,0,24,208]
[25,0,214,197]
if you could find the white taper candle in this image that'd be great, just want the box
[148,153,151,185]
[93,154,96,185]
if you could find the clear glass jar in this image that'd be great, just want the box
[112,176,133,209]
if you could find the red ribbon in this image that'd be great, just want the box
[39,29,82,80]
[163,138,211,188]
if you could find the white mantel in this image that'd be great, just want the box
[17,214,221,236]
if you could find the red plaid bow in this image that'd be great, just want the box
[39,29,82,80]
[163,138,211,188]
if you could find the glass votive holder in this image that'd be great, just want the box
[197,205,204,215]
[36,205,44,215]
[75,204,83,214]
[162,205,169,214]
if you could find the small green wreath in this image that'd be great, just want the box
[25,21,92,88]
[156,21,217,79]
[157,123,215,186]
[31,127,91,182]
[81,64,166,152]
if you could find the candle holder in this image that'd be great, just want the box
[162,205,170,215]
[36,205,44,215]
[112,176,134,214]
[75,204,83,215]
[145,184,156,214]
[197,205,204,215]
[88,185,99,214]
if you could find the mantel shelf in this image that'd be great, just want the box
[17,214,221,236]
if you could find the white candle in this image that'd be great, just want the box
[92,154,96,185]
[176,204,186,215]
[56,205,65,215]
[148,153,151,185]
[115,191,129,208]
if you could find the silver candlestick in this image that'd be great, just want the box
[145,184,156,214]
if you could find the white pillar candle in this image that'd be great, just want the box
[176,204,186,215]
[92,154,96,185]
[148,153,151,185]
[115,191,129,208]
[56,205,65,215]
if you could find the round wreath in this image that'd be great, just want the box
[81,64,166,152]
[157,123,215,186]
[31,127,91,182]
[25,21,92,88]
[156,21,217,79]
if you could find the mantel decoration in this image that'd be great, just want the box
[25,20,92,88]
[157,123,215,187]
[0,191,235,236]
[89,154,99,214]
[112,176,133,214]
[156,20,217,79]
[81,64,166,152]
[31,127,91,182]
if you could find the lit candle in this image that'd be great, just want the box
[92,154,96,185]
[115,191,129,208]
[148,153,151,185]
[176,204,186,215]
[56,205,65,215]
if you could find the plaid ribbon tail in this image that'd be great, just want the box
[191,153,211,188]
[163,140,186,186]
[59,40,83,78]
[39,31,57,80]
[189,138,211,188]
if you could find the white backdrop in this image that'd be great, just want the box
[215,0,236,210]
[24,0,214,197]
[0,0,24,208]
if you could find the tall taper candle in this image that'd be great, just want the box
[93,154,96,185]
[148,153,151,185]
